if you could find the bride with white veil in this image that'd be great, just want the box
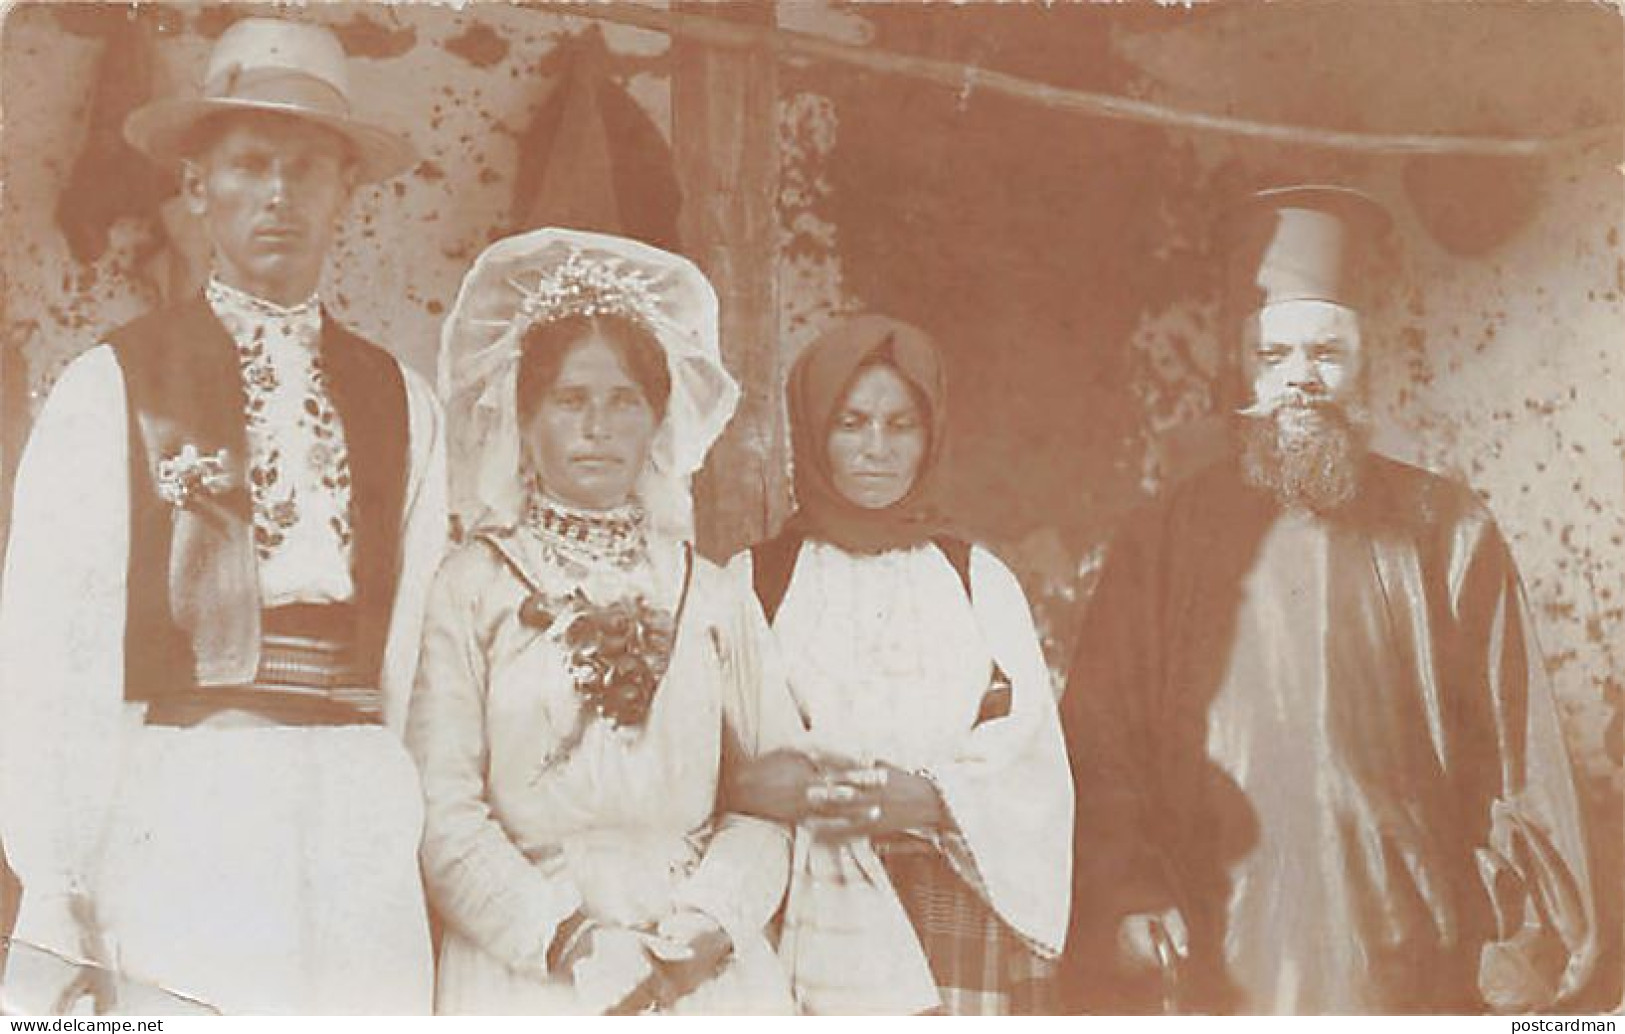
[408,228,798,1015]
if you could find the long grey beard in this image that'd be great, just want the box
[1238,405,1370,513]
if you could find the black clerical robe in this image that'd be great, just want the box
[1059,453,1595,1014]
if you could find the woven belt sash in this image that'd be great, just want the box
[144,604,382,727]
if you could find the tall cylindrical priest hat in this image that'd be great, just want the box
[1225,184,1393,314]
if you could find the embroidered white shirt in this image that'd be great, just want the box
[205,277,355,605]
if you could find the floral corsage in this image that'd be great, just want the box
[154,445,233,509]
[522,590,676,778]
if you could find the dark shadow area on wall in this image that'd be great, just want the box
[797,5,1214,559]
[788,4,1379,663]
[792,5,1384,571]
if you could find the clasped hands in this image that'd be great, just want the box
[726,748,943,839]
[557,909,732,1014]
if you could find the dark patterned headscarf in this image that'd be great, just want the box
[785,314,949,555]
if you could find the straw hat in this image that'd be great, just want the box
[123,17,417,182]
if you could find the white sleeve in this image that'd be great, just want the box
[0,346,135,952]
[919,546,1075,957]
[716,550,810,753]
[406,551,583,976]
[672,558,800,948]
[379,365,448,735]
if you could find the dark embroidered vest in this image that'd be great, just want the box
[106,295,408,701]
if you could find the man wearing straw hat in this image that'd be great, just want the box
[1058,186,1596,1014]
[0,17,444,1013]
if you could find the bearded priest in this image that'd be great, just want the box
[1057,186,1596,1016]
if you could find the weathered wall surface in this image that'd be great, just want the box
[2,0,1620,1003]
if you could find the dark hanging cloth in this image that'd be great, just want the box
[1057,453,1597,1014]
[510,26,682,250]
[56,14,173,265]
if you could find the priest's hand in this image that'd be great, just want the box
[1479,929,1564,1013]
[1118,908,1189,973]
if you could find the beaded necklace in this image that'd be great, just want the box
[523,485,649,573]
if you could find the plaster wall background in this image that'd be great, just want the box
[2,0,1618,1002]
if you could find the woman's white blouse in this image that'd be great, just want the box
[772,542,995,768]
[736,540,1075,959]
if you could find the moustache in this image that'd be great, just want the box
[1236,394,1343,420]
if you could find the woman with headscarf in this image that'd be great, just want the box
[726,315,1074,1014]
[407,229,799,1015]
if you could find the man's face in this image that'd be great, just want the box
[1241,299,1366,439]
[1238,298,1370,510]
[183,111,355,306]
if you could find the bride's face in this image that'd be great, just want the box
[523,335,659,511]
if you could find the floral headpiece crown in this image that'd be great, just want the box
[509,247,665,337]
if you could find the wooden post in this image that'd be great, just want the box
[672,0,789,560]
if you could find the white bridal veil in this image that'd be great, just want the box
[438,227,741,541]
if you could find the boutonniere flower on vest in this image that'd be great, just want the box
[155,444,233,509]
